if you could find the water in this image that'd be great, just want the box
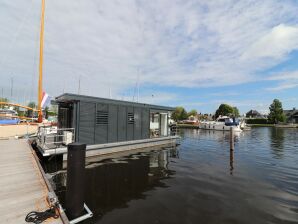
[50,127,298,224]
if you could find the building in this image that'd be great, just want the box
[284,108,298,123]
[246,110,265,118]
[55,93,174,145]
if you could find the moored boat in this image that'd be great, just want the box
[199,116,244,132]
[0,109,20,125]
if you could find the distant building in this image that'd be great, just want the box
[283,108,298,123]
[246,110,265,118]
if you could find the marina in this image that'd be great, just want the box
[0,0,298,223]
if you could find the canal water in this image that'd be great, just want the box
[49,127,298,224]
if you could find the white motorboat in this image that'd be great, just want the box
[198,116,244,132]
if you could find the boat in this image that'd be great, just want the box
[198,116,244,132]
[0,109,20,125]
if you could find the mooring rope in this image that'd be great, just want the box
[25,205,59,224]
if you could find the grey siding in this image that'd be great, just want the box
[134,107,142,140]
[95,103,108,144]
[79,102,95,144]
[141,108,149,139]
[117,106,127,142]
[108,104,118,142]
[126,106,134,141]
[67,95,170,145]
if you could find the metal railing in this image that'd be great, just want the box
[37,126,75,149]
[170,124,180,136]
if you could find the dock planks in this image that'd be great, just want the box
[0,139,63,224]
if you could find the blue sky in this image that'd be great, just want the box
[0,0,298,114]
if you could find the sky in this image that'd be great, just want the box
[0,0,298,114]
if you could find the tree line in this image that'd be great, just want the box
[171,104,240,121]
[172,99,288,124]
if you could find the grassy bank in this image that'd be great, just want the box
[247,124,275,127]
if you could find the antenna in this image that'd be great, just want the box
[78,75,81,94]
[132,68,140,102]
[10,77,13,100]
[137,78,139,102]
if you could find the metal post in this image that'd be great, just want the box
[230,127,234,150]
[66,143,86,220]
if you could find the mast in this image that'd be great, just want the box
[37,0,45,123]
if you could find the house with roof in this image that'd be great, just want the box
[246,110,266,119]
[283,108,298,123]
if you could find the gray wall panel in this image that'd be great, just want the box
[108,104,118,143]
[141,108,149,139]
[79,102,95,144]
[126,106,134,141]
[134,107,142,140]
[117,106,126,142]
[95,103,108,144]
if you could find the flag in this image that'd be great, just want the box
[41,92,51,109]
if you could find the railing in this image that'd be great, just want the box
[170,124,180,136]
[37,126,75,149]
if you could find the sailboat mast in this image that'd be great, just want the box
[37,0,45,123]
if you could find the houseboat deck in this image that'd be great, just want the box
[38,136,179,158]
[0,139,65,224]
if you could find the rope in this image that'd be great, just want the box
[28,142,60,223]
[25,206,59,224]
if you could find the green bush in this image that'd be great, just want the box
[246,118,273,124]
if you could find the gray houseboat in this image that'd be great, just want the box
[37,93,178,157]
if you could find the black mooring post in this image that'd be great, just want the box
[65,143,86,220]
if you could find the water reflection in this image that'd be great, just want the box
[270,128,285,159]
[48,128,298,224]
[52,148,177,223]
[230,149,234,175]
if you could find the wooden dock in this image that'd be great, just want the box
[0,139,65,224]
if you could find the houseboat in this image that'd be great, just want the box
[198,116,244,132]
[36,93,179,157]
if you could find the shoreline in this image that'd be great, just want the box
[177,123,298,129]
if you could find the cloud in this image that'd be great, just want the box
[242,24,298,60]
[266,83,298,91]
[266,71,298,91]
[268,71,298,81]
[0,0,298,103]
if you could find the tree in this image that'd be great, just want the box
[45,106,49,119]
[233,107,240,117]
[180,108,188,120]
[187,109,198,117]
[215,104,234,118]
[171,106,188,121]
[268,99,286,124]
[26,102,36,117]
[0,97,9,109]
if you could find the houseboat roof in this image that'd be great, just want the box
[55,93,175,111]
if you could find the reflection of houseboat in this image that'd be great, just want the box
[199,116,244,132]
[0,109,20,125]
[36,93,178,156]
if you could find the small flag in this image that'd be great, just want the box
[41,92,51,109]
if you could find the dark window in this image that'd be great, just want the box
[96,111,108,125]
[128,112,134,124]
